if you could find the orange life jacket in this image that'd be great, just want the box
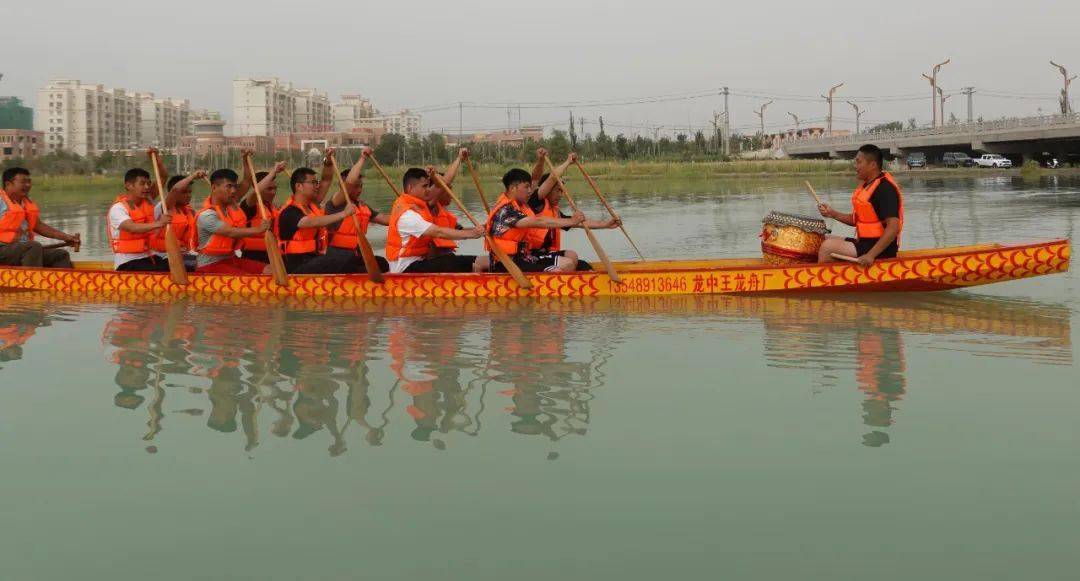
[0,324,35,350]
[279,197,326,255]
[149,203,195,252]
[386,194,436,262]
[485,193,534,256]
[529,197,560,251]
[329,202,374,251]
[107,195,156,254]
[241,201,278,252]
[195,203,248,256]
[430,202,459,251]
[852,172,904,244]
[0,190,39,244]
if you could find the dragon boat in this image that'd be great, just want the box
[0,240,1069,300]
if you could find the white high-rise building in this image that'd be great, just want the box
[36,79,142,156]
[233,77,330,136]
[136,93,191,149]
[294,88,331,131]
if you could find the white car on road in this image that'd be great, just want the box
[974,154,1013,168]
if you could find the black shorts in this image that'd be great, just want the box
[403,254,477,273]
[491,250,567,273]
[241,250,270,264]
[117,256,171,272]
[289,247,390,274]
[845,237,898,259]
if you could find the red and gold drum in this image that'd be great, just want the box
[760,211,829,264]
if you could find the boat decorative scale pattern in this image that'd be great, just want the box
[0,240,1068,300]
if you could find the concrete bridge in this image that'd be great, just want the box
[781,113,1080,164]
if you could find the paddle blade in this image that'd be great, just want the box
[486,237,532,290]
[584,227,621,283]
[355,230,384,283]
[264,232,289,286]
[164,226,189,285]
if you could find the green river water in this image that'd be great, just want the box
[1,173,1077,580]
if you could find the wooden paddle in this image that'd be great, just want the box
[366,153,403,197]
[328,155,385,283]
[428,171,532,290]
[830,252,861,264]
[241,154,289,286]
[148,150,189,285]
[573,159,646,261]
[543,157,622,283]
[463,157,492,214]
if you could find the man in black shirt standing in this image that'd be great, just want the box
[817,144,904,267]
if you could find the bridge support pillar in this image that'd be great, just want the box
[889,147,906,158]
[971,140,987,152]
[827,150,840,159]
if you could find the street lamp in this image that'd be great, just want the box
[754,100,773,137]
[1050,60,1076,115]
[922,59,950,127]
[846,101,866,134]
[788,112,801,137]
[821,83,843,136]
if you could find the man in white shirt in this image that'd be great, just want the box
[384,167,483,273]
[106,168,171,271]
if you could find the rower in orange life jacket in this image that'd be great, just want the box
[106,168,174,272]
[422,148,490,272]
[193,168,272,275]
[150,171,205,272]
[817,144,904,267]
[0,167,79,268]
[487,163,621,274]
[524,151,620,271]
[276,155,380,275]
[321,148,390,273]
[385,166,484,274]
[237,161,288,264]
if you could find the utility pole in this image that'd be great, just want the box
[754,100,773,148]
[722,86,730,156]
[961,87,975,122]
[787,112,801,138]
[937,87,951,124]
[712,111,722,151]
[1050,60,1076,114]
[821,83,843,136]
[921,58,950,127]
[458,102,463,147]
[846,101,865,134]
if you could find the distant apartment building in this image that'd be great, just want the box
[0,97,34,130]
[332,94,376,132]
[136,93,191,149]
[233,77,331,136]
[352,109,422,138]
[36,79,142,156]
[294,88,332,132]
[273,128,386,153]
[0,129,43,161]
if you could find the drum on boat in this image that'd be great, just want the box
[760,211,830,264]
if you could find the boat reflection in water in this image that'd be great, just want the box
[0,290,1072,454]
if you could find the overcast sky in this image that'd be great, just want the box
[4,0,1079,137]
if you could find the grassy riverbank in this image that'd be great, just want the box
[27,159,1078,195]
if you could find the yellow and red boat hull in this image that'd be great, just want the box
[0,240,1069,300]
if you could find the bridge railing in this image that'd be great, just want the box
[783,112,1080,149]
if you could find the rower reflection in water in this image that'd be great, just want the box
[0,291,1066,457]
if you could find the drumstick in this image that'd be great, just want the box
[830,253,861,264]
[804,181,824,206]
